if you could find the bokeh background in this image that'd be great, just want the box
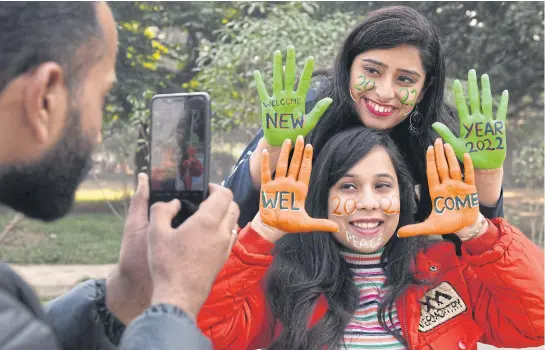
[0,3,543,324]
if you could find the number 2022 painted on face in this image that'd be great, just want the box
[354,75,375,92]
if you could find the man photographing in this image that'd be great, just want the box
[0,2,239,349]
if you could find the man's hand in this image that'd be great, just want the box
[255,45,332,146]
[147,184,239,320]
[106,173,152,325]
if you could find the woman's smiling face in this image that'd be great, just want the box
[328,146,401,253]
[349,44,427,131]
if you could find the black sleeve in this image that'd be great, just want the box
[119,304,212,350]
[479,188,504,219]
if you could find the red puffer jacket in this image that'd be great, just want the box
[197,218,544,350]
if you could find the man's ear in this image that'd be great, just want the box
[23,62,68,144]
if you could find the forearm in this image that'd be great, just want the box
[474,168,503,206]
[249,138,282,189]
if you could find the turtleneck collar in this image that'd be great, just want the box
[339,246,385,269]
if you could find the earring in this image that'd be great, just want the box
[349,88,357,102]
[408,105,424,136]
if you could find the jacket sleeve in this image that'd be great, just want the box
[119,304,212,350]
[45,279,124,349]
[460,217,544,348]
[222,130,263,228]
[197,224,276,349]
[479,188,504,219]
[0,290,61,350]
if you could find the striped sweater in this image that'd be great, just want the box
[339,247,405,349]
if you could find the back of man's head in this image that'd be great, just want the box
[0,2,103,93]
[0,2,117,221]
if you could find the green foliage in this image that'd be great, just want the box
[195,2,358,139]
[512,141,544,188]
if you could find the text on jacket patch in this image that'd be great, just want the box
[418,282,467,332]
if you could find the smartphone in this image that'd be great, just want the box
[148,92,211,227]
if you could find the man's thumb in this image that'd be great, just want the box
[149,199,181,232]
[129,173,150,214]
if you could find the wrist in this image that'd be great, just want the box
[455,213,487,241]
[474,167,503,206]
[105,268,151,325]
[251,214,285,243]
[150,289,199,322]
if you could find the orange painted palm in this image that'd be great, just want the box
[398,139,480,237]
[260,136,339,234]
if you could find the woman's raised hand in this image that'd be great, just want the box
[259,135,339,234]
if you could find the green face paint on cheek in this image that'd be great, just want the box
[399,87,418,106]
[354,75,376,92]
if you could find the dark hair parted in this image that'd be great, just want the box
[306,5,458,225]
[0,2,104,92]
[266,127,429,349]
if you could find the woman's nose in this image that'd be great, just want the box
[356,192,380,211]
[374,79,396,102]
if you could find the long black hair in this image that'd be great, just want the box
[266,127,429,349]
[306,5,457,225]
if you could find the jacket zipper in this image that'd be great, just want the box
[403,294,411,349]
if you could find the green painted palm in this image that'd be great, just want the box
[433,69,509,169]
[254,45,332,146]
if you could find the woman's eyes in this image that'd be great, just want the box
[340,183,357,190]
[375,182,392,190]
[363,67,380,75]
[398,75,416,84]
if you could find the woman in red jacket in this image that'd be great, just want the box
[198,128,544,350]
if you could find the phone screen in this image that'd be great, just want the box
[149,93,210,226]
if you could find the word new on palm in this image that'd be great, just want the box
[266,113,305,129]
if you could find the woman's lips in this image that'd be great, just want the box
[363,98,395,118]
[349,221,384,237]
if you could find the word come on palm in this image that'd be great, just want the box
[398,139,480,237]
[260,136,338,233]
[254,45,333,146]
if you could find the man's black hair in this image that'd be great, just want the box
[0,2,104,93]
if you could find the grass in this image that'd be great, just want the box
[0,211,123,264]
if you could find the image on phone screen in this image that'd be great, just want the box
[150,97,206,192]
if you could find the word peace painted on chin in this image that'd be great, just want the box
[263,97,302,108]
[346,230,383,250]
[433,193,479,215]
[463,121,505,153]
[332,196,357,216]
[261,191,300,211]
[266,113,305,129]
[399,88,417,106]
[354,75,375,92]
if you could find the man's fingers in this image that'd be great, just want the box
[261,149,272,184]
[397,221,439,238]
[275,139,292,178]
[287,135,304,180]
[284,45,296,91]
[453,79,469,122]
[434,138,450,183]
[297,144,313,186]
[128,173,150,218]
[196,184,234,222]
[220,201,240,238]
[445,144,462,181]
[467,69,481,116]
[272,50,283,96]
[149,199,181,233]
[463,153,475,186]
